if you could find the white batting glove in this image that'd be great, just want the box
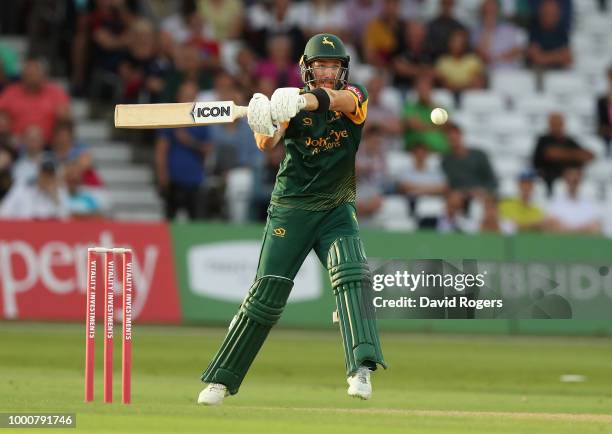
[270,88,307,124]
[247,93,277,137]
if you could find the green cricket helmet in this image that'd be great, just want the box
[299,33,350,90]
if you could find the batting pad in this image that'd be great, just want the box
[328,237,387,376]
[201,275,293,394]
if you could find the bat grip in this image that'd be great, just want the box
[234,105,248,119]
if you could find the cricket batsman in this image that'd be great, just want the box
[198,33,387,405]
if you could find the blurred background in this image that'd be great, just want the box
[0,0,610,236]
[1,4,612,427]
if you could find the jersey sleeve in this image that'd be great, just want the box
[344,83,368,125]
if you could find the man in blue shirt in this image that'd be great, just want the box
[155,81,211,219]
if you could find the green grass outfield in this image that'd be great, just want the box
[1,322,611,434]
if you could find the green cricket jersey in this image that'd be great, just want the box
[270,83,369,211]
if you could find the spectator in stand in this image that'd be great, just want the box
[436,29,485,97]
[161,0,220,65]
[499,169,545,231]
[254,76,277,100]
[472,0,526,70]
[365,73,402,145]
[52,120,102,187]
[532,112,593,194]
[0,57,70,143]
[398,0,427,19]
[118,18,166,103]
[254,34,302,89]
[436,189,477,233]
[12,125,48,186]
[72,0,133,94]
[250,142,285,221]
[402,76,449,153]
[197,70,236,102]
[246,0,304,59]
[596,65,612,155]
[356,126,388,220]
[64,162,103,219]
[427,0,466,60]
[0,157,70,220]
[298,0,348,38]
[0,42,19,92]
[396,143,447,214]
[544,167,602,235]
[479,194,515,234]
[208,89,261,171]
[197,0,244,41]
[234,46,259,97]
[441,123,497,198]
[155,81,212,220]
[362,0,404,68]
[0,145,16,201]
[598,0,608,12]
[531,0,574,33]
[341,0,382,45]
[0,110,15,150]
[0,110,16,200]
[392,20,434,92]
[161,44,212,103]
[527,0,572,70]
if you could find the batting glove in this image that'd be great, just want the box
[270,88,307,124]
[247,93,277,137]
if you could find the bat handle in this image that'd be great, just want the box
[233,105,248,119]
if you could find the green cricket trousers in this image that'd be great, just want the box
[201,202,387,394]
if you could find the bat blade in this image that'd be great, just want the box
[114,101,247,129]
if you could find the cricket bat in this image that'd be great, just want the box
[114,101,248,129]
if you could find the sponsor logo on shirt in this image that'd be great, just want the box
[302,117,313,126]
[346,85,364,103]
[304,129,349,154]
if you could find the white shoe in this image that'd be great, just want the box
[347,366,372,400]
[197,383,228,405]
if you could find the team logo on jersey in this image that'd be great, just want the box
[272,227,286,237]
[346,85,364,103]
[302,117,312,126]
[322,36,335,49]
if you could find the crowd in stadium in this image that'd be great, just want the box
[0,0,611,236]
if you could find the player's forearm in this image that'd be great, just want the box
[302,89,356,114]
[255,128,284,151]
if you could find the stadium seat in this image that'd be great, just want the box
[414,195,445,219]
[385,149,412,181]
[544,71,589,102]
[495,133,535,158]
[513,95,561,130]
[225,167,254,223]
[499,177,518,198]
[532,180,549,209]
[488,113,532,136]
[99,166,153,185]
[552,178,600,201]
[219,40,243,75]
[584,160,612,183]
[580,135,607,159]
[369,195,416,231]
[490,69,537,99]
[462,90,506,116]
[432,88,456,111]
[491,156,523,179]
[464,131,497,154]
[381,87,404,113]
